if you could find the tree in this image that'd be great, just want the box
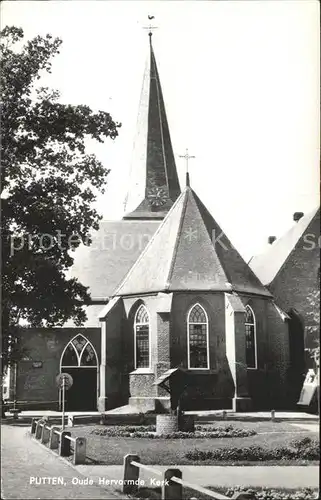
[1,26,120,371]
[305,288,320,366]
[305,287,320,415]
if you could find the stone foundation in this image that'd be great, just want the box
[156,414,178,434]
[98,397,108,412]
[128,396,171,413]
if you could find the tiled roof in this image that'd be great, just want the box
[62,304,104,328]
[69,220,160,300]
[249,207,320,286]
[114,187,271,297]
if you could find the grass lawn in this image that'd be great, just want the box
[69,420,319,466]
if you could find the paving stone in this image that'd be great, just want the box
[1,424,125,499]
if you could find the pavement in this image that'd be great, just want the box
[1,420,320,500]
[4,408,319,421]
[77,463,320,489]
[289,422,319,433]
[1,424,126,499]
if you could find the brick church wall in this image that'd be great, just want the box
[114,291,290,411]
[239,296,289,409]
[100,299,126,410]
[16,327,101,410]
[171,293,234,409]
[268,212,320,365]
[122,297,158,409]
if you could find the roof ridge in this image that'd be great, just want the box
[268,206,320,282]
[165,189,189,288]
[249,206,320,285]
[113,192,185,296]
[152,46,169,195]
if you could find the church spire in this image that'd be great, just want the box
[123,29,181,220]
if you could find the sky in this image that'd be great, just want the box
[1,0,319,260]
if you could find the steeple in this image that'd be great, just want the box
[123,32,181,220]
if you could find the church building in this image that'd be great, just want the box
[12,32,316,413]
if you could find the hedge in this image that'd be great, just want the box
[185,437,320,461]
[91,424,256,439]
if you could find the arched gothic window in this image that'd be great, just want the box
[134,305,150,369]
[245,306,257,369]
[61,334,98,367]
[188,304,209,369]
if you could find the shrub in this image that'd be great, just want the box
[90,424,256,439]
[224,487,318,500]
[91,425,156,437]
[185,440,320,461]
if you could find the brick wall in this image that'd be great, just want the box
[172,293,234,405]
[16,327,100,408]
[269,211,320,365]
[99,298,126,411]
[239,296,290,409]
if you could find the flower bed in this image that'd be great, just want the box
[91,424,256,439]
[224,487,318,500]
[185,437,320,461]
[130,486,318,500]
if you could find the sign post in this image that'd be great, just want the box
[62,376,66,430]
[56,373,73,430]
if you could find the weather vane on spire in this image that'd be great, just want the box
[179,148,195,187]
[143,15,158,37]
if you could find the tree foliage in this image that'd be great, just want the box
[305,287,320,366]
[1,26,120,368]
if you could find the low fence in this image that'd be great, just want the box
[31,418,86,465]
[4,400,60,414]
[123,454,252,500]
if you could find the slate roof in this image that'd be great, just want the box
[249,207,320,286]
[63,304,105,328]
[114,187,271,297]
[69,220,160,299]
[123,33,181,219]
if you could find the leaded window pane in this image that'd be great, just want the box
[188,305,208,369]
[72,334,87,354]
[245,307,254,324]
[136,324,149,368]
[245,306,256,368]
[135,305,150,369]
[80,343,97,366]
[62,344,78,366]
[136,305,149,324]
[189,304,207,323]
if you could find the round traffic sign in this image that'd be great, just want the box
[56,372,73,390]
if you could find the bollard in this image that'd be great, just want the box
[59,431,71,457]
[35,420,43,440]
[222,410,227,420]
[123,454,140,494]
[271,409,275,422]
[162,469,182,500]
[49,427,60,450]
[68,415,74,427]
[73,437,86,465]
[41,424,50,445]
[31,418,37,434]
